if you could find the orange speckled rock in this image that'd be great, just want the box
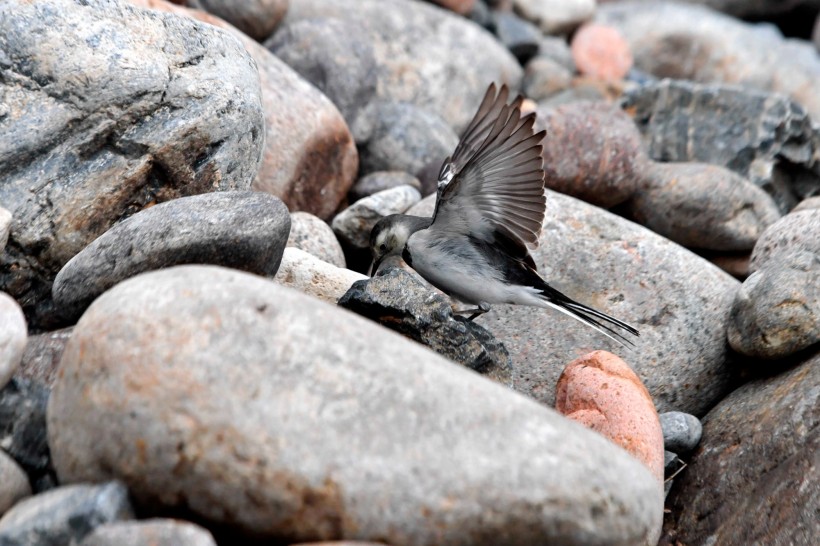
[555,350,664,484]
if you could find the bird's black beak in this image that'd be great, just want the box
[369,255,384,277]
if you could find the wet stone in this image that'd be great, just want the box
[0,378,54,491]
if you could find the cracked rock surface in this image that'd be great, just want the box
[0,0,265,330]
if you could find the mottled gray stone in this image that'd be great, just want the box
[273,248,366,305]
[623,79,820,212]
[48,265,662,545]
[358,101,458,180]
[0,450,31,517]
[0,481,134,546]
[287,212,346,269]
[492,10,541,63]
[659,412,703,454]
[17,328,72,388]
[664,351,820,545]
[332,186,421,250]
[280,0,523,133]
[52,192,290,323]
[598,2,820,124]
[339,268,513,386]
[628,162,781,251]
[728,251,820,359]
[536,35,576,72]
[0,293,26,390]
[409,190,739,416]
[0,378,53,491]
[349,172,422,203]
[513,0,594,34]
[80,519,216,546]
[523,57,574,101]
[185,0,287,41]
[750,209,820,273]
[0,0,265,330]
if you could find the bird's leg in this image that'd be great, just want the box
[454,302,491,321]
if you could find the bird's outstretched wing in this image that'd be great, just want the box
[432,83,547,251]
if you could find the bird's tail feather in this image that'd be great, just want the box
[539,292,640,348]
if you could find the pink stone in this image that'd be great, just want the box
[571,23,633,81]
[555,350,664,484]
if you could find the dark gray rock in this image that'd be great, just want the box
[79,519,216,546]
[52,192,290,323]
[623,79,820,212]
[0,451,31,517]
[185,0,288,41]
[287,212,346,269]
[338,268,513,386]
[598,2,820,126]
[358,101,458,180]
[750,209,820,273]
[48,265,663,545]
[349,171,422,203]
[663,351,820,545]
[663,450,681,477]
[728,251,820,359]
[0,378,53,491]
[332,186,422,251]
[17,328,72,389]
[0,294,26,391]
[0,0,265,331]
[279,0,523,133]
[0,481,134,546]
[264,18,378,142]
[659,412,703,454]
[492,10,542,64]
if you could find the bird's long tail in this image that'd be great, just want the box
[538,285,640,347]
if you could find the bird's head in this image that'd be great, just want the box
[368,214,432,276]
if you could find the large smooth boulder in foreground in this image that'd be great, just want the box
[48,266,662,545]
[0,0,265,330]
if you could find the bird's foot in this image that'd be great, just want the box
[455,303,491,321]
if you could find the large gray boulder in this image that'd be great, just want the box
[48,265,662,545]
[0,0,265,330]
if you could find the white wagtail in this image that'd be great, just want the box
[369,84,639,345]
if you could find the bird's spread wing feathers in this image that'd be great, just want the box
[432,83,546,250]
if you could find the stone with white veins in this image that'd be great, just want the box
[48,265,663,545]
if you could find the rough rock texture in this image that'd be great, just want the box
[598,2,820,124]
[728,251,820,359]
[0,481,134,546]
[659,411,703,454]
[52,192,290,322]
[536,102,648,208]
[17,328,73,388]
[409,191,739,416]
[79,519,217,546]
[0,450,31,517]
[332,186,422,250]
[130,0,359,221]
[556,351,665,485]
[628,162,781,251]
[339,268,513,386]
[48,265,662,545]
[0,378,54,491]
[278,0,523,133]
[513,0,595,34]
[287,212,346,268]
[663,351,820,545]
[350,172,423,203]
[0,0,265,331]
[0,292,27,390]
[358,101,458,180]
[273,248,366,305]
[623,79,820,212]
[750,209,820,272]
[184,0,288,41]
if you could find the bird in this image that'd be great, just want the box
[368,83,639,346]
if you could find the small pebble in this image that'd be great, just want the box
[660,411,703,454]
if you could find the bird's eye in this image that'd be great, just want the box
[379,243,387,252]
